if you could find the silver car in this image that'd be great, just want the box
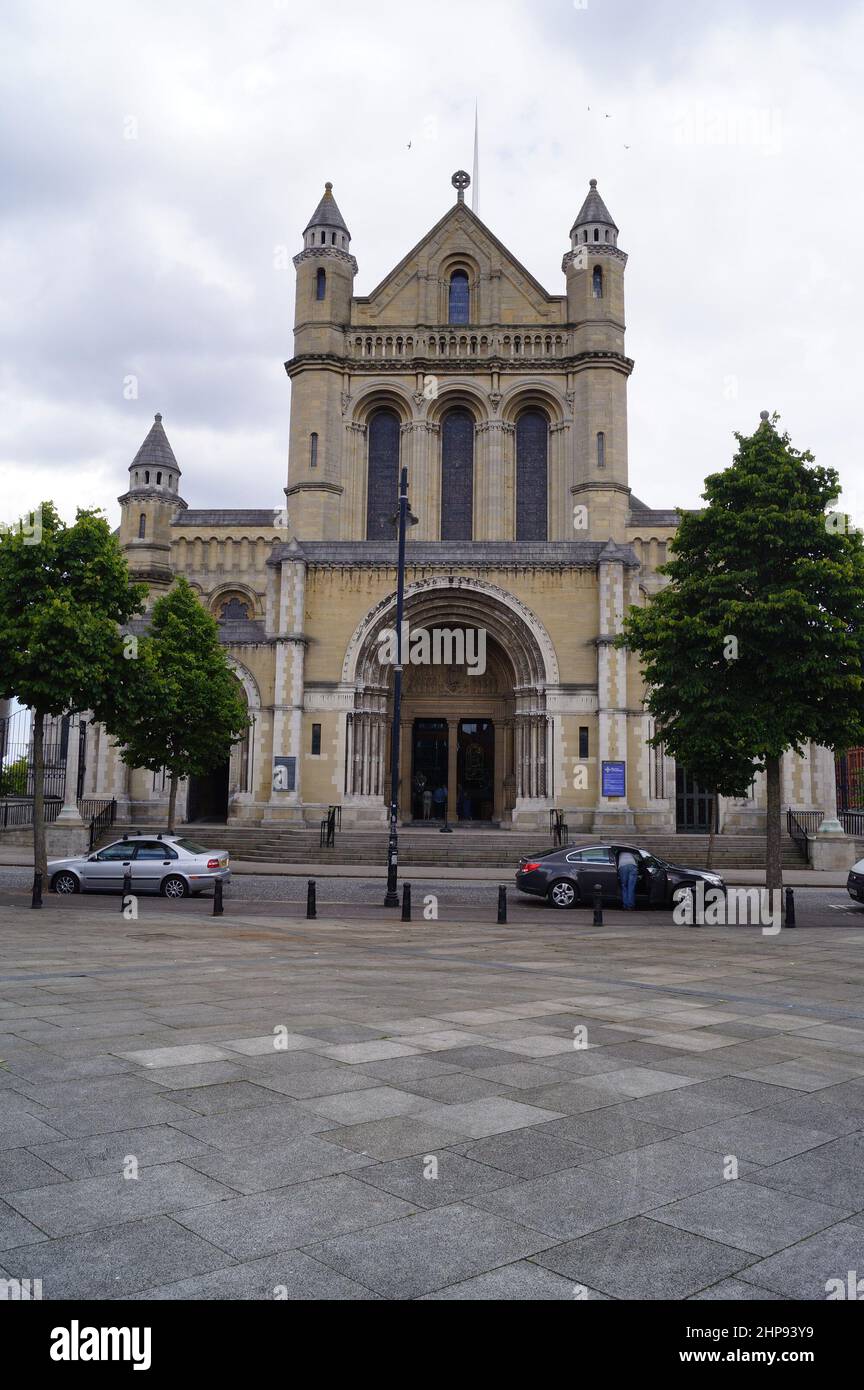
[48,834,231,899]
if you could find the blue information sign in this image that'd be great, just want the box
[602,760,626,797]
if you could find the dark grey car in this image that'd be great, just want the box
[515,843,726,910]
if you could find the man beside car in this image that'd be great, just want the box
[617,847,639,910]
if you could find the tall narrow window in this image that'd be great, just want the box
[310,432,318,468]
[579,726,589,759]
[448,270,469,325]
[316,268,326,300]
[138,513,146,538]
[596,431,606,469]
[311,723,322,755]
[440,408,474,541]
[515,410,548,541]
[366,409,400,540]
[592,265,603,298]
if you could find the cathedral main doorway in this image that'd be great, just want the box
[409,717,496,822]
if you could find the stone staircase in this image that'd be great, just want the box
[109,823,807,870]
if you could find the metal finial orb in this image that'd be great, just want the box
[760,410,770,421]
[452,170,471,191]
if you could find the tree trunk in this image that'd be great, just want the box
[33,710,47,880]
[765,754,783,892]
[706,792,717,871]
[167,773,178,834]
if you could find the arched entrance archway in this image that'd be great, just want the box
[342,578,557,825]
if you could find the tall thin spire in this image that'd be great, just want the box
[472,102,479,214]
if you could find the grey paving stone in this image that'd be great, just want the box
[297,1025,387,1044]
[452,1128,596,1179]
[318,1117,466,1160]
[577,1067,698,1100]
[395,1073,513,1104]
[469,1061,577,1090]
[414,1097,564,1138]
[420,1261,595,1300]
[126,1061,246,1090]
[309,1202,555,1299]
[6,1162,233,1238]
[650,1179,849,1255]
[13,1075,166,1109]
[618,1087,766,1131]
[739,1060,864,1091]
[161,1082,287,1115]
[515,1081,622,1116]
[319,1041,421,1064]
[168,1101,332,1150]
[300,1086,428,1125]
[117,1045,234,1068]
[187,1135,374,1193]
[175,1174,413,1260]
[0,1198,48,1251]
[351,1055,460,1085]
[1,1215,233,1299]
[355,1151,514,1207]
[131,1249,377,1300]
[688,1278,784,1300]
[756,1092,864,1136]
[539,1109,678,1153]
[35,1096,194,1139]
[402,1044,518,1070]
[29,1126,220,1180]
[668,1075,800,1112]
[246,1065,383,1100]
[741,1222,864,1299]
[583,1139,763,1198]
[755,1144,864,1209]
[0,1112,67,1148]
[221,1034,323,1055]
[0,1148,68,1193]
[682,1114,837,1165]
[535,1215,750,1299]
[471,1166,665,1240]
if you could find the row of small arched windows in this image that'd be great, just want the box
[133,469,175,488]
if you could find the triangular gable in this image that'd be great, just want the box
[352,202,563,324]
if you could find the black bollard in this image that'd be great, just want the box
[306,879,317,920]
[213,878,224,917]
[31,870,43,909]
[592,883,603,926]
[121,868,132,913]
[401,882,412,922]
[784,886,796,928]
[497,884,507,924]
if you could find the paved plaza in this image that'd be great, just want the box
[3,895,864,1300]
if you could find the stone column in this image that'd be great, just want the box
[447,718,459,822]
[592,553,635,831]
[56,716,84,826]
[548,422,570,540]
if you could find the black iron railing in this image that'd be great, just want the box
[549,808,569,848]
[319,804,341,848]
[82,798,116,850]
[840,809,864,837]
[1,798,62,829]
[786,810,812,857]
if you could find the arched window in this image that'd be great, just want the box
[440,408,474,540]
[138,513,146,539]
[366,410,400,540]
[310,432,318,468]
[156,471,162,484]
[593,228,600,242]
[316,268,326,301]
[597,431,606,469]
[144,471,150,484]
[516,411,549,541]
[448,270,470,325]
[593,266,603,299]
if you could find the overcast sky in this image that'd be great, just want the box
[2,0,862,528]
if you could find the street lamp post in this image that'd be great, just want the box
[384,465,415,907]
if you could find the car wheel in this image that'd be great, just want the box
[161,875,189,900]
[548,879,578,910]
[51,871,79,895]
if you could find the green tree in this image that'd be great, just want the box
[112,578,249,831]
[0,754,28,798]
[0,503,145,878]
[619,414,864,890]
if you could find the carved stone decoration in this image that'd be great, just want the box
[341,393,352,415]
[488,390,502,411]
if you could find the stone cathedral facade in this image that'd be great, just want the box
[85,173,837,835]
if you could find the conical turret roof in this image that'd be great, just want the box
[571,178,618,234]
[303,181,350,236]
[129,413,181,476]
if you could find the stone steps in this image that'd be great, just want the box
[110,824,807,869]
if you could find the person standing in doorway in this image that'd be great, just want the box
[617,847,638,910]
[433,784,447,820]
